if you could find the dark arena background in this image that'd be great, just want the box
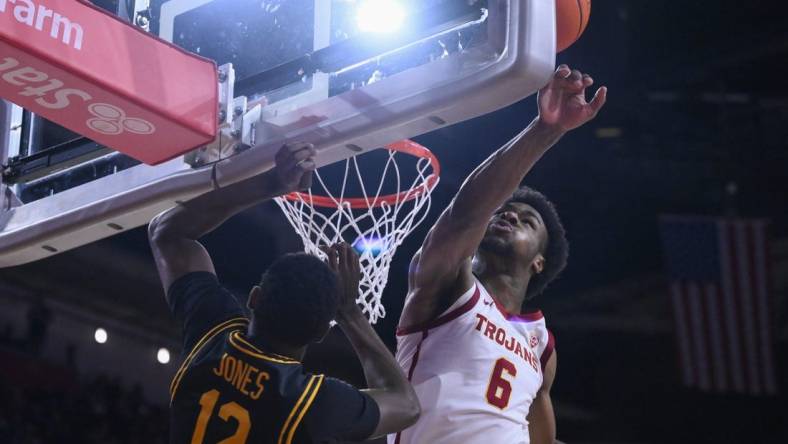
[1,1,787,443]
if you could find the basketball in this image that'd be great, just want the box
[556,0,591,52]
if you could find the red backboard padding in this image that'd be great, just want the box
[0,0,217,165]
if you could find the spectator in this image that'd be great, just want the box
[25,299,51,355]
[0,375,168,444]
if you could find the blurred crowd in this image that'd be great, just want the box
[0,301,168,443]
[0,372,168,444]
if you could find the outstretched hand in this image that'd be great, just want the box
[537,65,607,131]
[270,142,316,194]
[322,243,362,317]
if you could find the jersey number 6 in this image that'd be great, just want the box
[486,358,517,409]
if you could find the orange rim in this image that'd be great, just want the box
[283,140,440,209]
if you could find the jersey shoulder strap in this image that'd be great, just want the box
[170,316,249,402]
[226,330,301,366]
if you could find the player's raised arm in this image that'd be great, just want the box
[402,65,607,327]
[326,243,421,438]
[148,142,316,293]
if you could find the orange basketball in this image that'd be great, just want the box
[556,0,591,52]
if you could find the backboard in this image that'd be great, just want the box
[0,0,556,267]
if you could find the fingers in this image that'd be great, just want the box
[321,245,338,270]
[284,141,315,153]
[291,148,315,165]
[568,69,583,87]
[330,243,359,265]
[346,242,360,262]
[324,243,352,276]
[554,64,571,79]
[588,86,608,115]
[276,141,312,161]
[350,245,360,274]
[276,142,316,169]
[297,168,313,190]
[550,65,591,94]
[291,147,316,190]
[582,74,593,87]
[340,242,349,272]
[274,141,317,191]
[339,243,361,290]
[329,246,339,270]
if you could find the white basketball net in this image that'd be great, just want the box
[274,142,439,323]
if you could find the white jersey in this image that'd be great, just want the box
[389,279,555,444]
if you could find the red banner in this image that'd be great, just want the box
[0,0,217,165]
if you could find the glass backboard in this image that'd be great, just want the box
[0,0,556,267]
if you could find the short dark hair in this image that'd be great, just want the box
[507,186,569,300]
[253,253,338,346]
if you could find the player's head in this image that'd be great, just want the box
[479,186,568,300]
[247,252,339,346]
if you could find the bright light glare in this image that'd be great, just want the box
[356,0,406,33]
[94,328,108,344]
[157,348,171,364]
[353,235,387,257]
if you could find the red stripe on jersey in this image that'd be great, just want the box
[396,287,481,336]
[408,331,428,380]
[395,330,428,444]
[508,310,544,322]
[540,330,555,372]
[490,294,543,322]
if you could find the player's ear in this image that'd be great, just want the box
[530,254,545,275]
[247,285,263,311]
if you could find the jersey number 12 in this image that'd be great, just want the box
[191,389,250,444]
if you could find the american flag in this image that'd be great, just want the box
[659,215,778,395]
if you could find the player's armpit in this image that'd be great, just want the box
[399,250,475,331]
[412,214,476,278]
[527,351,557,444]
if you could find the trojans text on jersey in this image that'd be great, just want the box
[474,313,539,373]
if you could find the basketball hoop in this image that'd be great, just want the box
[275,140,440,323]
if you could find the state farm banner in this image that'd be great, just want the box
[0,0,217,165]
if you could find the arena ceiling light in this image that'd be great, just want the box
[157,348,171,364]
[357,0,406,33]
[94,328,108,344]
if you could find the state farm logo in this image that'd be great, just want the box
[87,103,155,135]
[1,0,84,51]
[1,56,156,137]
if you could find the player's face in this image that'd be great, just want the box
[481,202,547,265]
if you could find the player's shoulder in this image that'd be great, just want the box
[167,270,225,299]
[167,271,242,321]
[398,280,482,335]
[168,271,247,348]
[169,318,249,401]
[223,330,302,368]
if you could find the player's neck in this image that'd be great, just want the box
[245,324,307,361]
[474,255,530,314]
